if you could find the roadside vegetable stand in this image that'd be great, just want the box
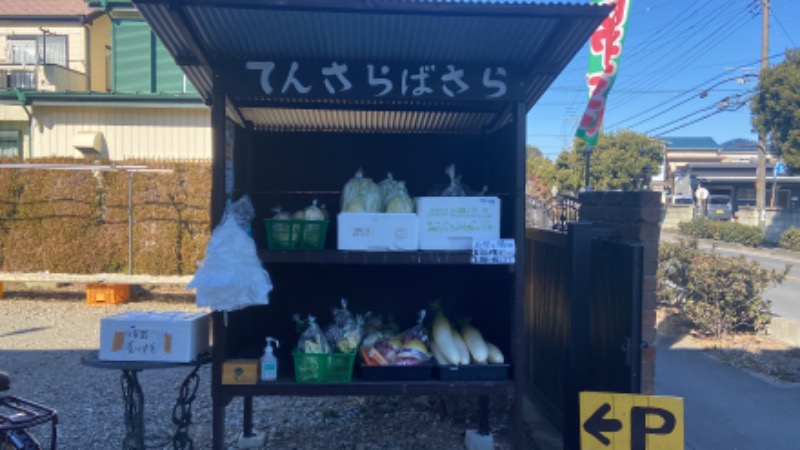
[133,1,610,448]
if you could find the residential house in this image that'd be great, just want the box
[661,136,800,211]
[0,0,210,161]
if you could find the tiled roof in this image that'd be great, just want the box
[0,0,91,17]
[720,138,760,151]
[662,136,719,150]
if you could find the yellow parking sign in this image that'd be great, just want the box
[580,392,684,450]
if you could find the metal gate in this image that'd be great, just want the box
[525,223,643,450]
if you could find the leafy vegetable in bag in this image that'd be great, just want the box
[324,299,363,353]
[295,314,331,354]
[379,172,401,209]
[341,169,382,212]
[385,181,414,213]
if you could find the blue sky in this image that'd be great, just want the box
[526,0,800,158]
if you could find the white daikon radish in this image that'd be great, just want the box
[460,325,489,364]
[450,329,471,365]
[430,339,448,365]
[485,342,505,364]
[432,312,461,365]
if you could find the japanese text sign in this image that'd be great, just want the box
[220,60,523,102]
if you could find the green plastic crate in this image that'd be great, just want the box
[264,219,328,250]
[292,350,355,383]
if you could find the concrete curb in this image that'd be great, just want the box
[767,317,800,347]
[0,271,193,286]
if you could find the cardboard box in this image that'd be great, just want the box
[337,213,419,251]
[99,311,210,362]
[415,197,501,250]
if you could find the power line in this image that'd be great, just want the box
[604,52,783,130]
[648,90,755,136]
[609,0,759,110]
[613,7,757,109]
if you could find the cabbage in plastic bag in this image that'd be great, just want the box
[341,169,382,212]
[384,181,414,213]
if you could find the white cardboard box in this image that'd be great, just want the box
[99,311,210,362]
[337,213,419,251]
[416,196,501,250]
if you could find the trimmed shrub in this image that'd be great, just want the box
[658,240,788,338]
[677,218,719,239]
[779,227,800,251]
[716,221,765,247]
[0,157,211,275]
[678,218,765,247]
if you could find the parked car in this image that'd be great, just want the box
[706,194,732,220]
[670,195,694,205]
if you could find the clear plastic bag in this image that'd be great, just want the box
[392,310,430,365]
[441,164,466,197]
[325,299,363,353]
[187,208,272,312]
[295,315,331,354]
[226,195,256,231]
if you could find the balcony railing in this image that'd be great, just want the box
[0,65,86,92]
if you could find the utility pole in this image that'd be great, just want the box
[756,0,769,228]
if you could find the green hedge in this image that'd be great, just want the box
[678,218,764,247]
[0,157,211,275]
[780,227,800,251]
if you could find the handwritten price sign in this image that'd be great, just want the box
[471,239,515,264]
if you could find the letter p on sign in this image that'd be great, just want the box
[580,392,684,450]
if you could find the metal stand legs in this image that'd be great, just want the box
[120,370,145,450]
[171,365,201,450]
[119,366,203,450]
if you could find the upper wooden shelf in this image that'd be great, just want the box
[258,250,482,265]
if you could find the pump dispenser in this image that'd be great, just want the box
[261,337,279,381]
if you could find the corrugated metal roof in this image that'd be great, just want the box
[133,0,610,134]
[662,136,720,150]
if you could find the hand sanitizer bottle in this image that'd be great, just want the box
[261,337,279,381]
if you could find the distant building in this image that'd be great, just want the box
[0,0,210,161]
[662,136,799,211]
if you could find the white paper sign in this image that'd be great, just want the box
[121,327,165,358]
[471,239,515,264]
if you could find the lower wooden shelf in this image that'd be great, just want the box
[218,378,514,397]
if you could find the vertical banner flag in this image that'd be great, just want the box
[575,0,632,147]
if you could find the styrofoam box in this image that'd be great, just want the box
[415,196,501,250]
[99,311,210,362]
[337,213,419,251]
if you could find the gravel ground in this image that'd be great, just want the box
[0,283,543,449]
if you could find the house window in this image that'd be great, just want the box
[7,35,68,67]
[8,71,36,88]
[737,188,756,202]
[0,130,22,158]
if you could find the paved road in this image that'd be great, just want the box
[656,335,800,450]
[658,232,800,450]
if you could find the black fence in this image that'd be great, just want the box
[525,223,643,450]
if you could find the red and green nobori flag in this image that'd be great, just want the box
[575,0,632,147]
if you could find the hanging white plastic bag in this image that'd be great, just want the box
[187,210,272,311]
